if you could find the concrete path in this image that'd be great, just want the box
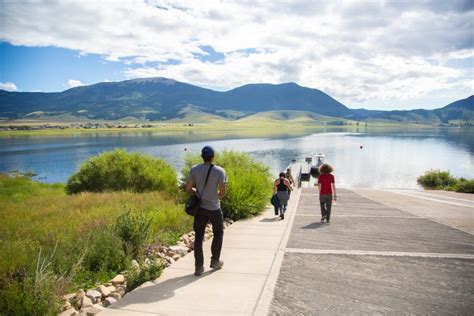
[100,189,301,316]
[101,186,474,315]
[270,188,474,315]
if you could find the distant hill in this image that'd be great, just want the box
[0,78,351,120]
[0,77,472,125]
[349,96,474,124]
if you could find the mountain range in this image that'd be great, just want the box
[0,77,472,124]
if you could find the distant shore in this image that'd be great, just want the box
[0,117,455,137]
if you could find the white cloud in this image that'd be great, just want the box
[66,79,85,88]
[0,82,18,91]
[1,0,473,108]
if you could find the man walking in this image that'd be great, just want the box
[186,146,227,276]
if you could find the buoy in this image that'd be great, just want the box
[360,145,363,149]
[184,147,187,151]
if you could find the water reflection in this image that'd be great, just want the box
[0,127,472,188]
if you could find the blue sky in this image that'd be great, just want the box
[0,1,473,110]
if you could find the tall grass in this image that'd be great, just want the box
[0,174,192,314]
[182,150,273,219]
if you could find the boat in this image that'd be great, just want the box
[310,153,325,178]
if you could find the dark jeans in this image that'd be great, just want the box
[193,207,224,268]
[319,194,333,220]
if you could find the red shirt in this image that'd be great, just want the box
[318,173,334,195]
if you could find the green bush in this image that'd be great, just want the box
[417,170,458,189]
[82,229,129,276]
[126,260,164,292]
[182,150,273,220]
[451,178,474,193]
[115,209,152,258]
[66,149,177,194]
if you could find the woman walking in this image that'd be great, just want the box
[274,172,293,220]
[318,164,337,223]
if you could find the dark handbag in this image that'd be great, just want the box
[271,194,280,215]
[185,164,214,216]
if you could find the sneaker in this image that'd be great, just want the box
[326,219,330,223]
[194,266,204,276]
[320,216,326,221]
[280,213,285,220]
[210,259,224,270]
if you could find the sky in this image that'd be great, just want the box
[0,0,473,110]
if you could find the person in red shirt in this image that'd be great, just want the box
[317,164,337,223]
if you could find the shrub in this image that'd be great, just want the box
[66,149,177,194]
[451,178,474,193]
[417,170,458,189]
[182,151,273,220]
[115,209,152,258]
[82,229,129,276]
[126,260,164,292]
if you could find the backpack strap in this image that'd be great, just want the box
[196,164,214,199]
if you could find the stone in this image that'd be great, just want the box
[75,289,86,309]
[62,293,76,303]
[131,259,140,270]
[109,292,122,300]
[82,305,104,316]
[189,240,194,250]
[59,308,77,316]
[172,254,180,261]
[97,285,111,298]
[111,274,125,285]
[80,295,93,310]
[169,245,188,255]
[102,297,117,307]
[117,288,126,297]
[61,301,71,311]
[86,290,101,303]
[106,285,116,293]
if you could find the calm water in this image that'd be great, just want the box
[0,128,472,188]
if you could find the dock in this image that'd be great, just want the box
[100,165,474,315]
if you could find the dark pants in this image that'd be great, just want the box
[194,208,224,268]
[319,194,332,220]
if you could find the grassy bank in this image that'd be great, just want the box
[0,174,192,314]
[0,114,432,137]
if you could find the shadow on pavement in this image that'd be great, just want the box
[109,270,215,308]
[301,222,328,229]
[260,217,281,222]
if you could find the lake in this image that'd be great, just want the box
[0,127,472,188]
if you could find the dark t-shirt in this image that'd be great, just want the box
[318,173,334,195]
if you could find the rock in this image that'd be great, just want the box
[74,289,86,309]
[80,295,93,310]
[172,254,180,261]
[111,274,125,285]
[103,297,117,307]
[86,290,101,303]
[189,240,194,250]
[106,285,117,293]
[144,257,151,265]
[131,260,140,270]
[97,285,111,298]
[169,245,188,256]
[82,304,105,316]
[61,300,71,311]
[109,292,122,300]
[117,287,126,297]
[62,293,76,303]
[59,308,77,316]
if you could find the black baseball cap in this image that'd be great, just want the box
[201,146,215,158]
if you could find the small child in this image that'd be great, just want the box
[317,164,337,223]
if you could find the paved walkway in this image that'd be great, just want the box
[101,186,474,315]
